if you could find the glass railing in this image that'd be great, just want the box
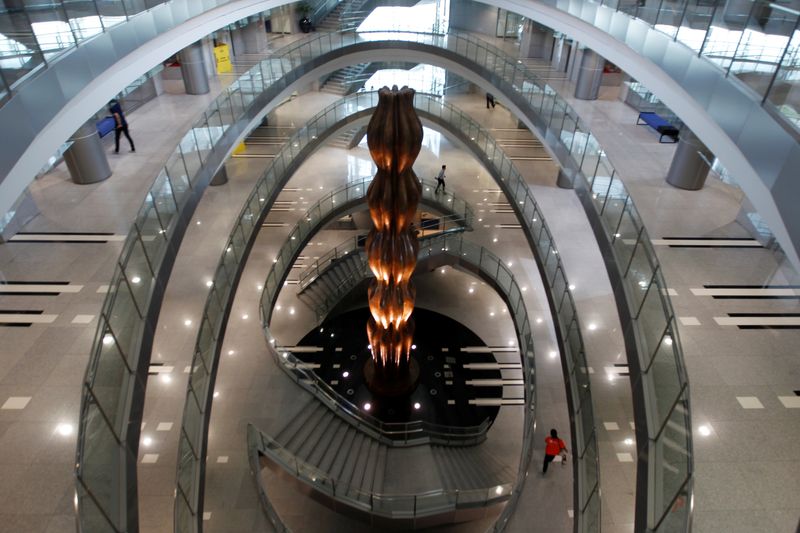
[248,423,513,522]
[274,348,489,447]
[297,217,468,294]
[559,0,800,131]
[292,177,473,292]
[76,27,684,532]
[171,83,597,530]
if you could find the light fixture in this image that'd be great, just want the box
[569,284,575,290]
[184,319,192,326]
[663,336,673,346]
[289,308,296,315]
[623,438,634,446]
[56,423,73,436]
[206,280,213,287]
[507,261,513,267]
[413,402,421,410]
[489,311,495,317]
[228,350,235,356]
[495,486,503,495]
[102,334,114,346]
[343,371,350,378]
[549,351,557,359]
[698,425,711,437]
[213,391,219,398]
[242,314,249,320]
[131,276,141,284]
[492,237,498,243]
[161,375,172,384]
[411,344,416,350]
[536,318,543,324]
[364,403,371,411]
[588,323,597,331]
[468,287,474,294]
[142,436,153,447]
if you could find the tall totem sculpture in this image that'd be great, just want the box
[364,86,422,396]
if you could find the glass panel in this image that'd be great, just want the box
[77,402,123,531]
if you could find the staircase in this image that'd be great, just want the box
[316,0,372,32]
[298,248,366,310]
[432,444,515,492]
[274,400,388,503]
[321,63,371,95]
[327,125,365,149]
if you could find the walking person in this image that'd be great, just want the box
[486,92,496,109]
[434,164,446,193]
[109,99,135,153]
[542,428,568,474]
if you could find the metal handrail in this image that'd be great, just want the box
[248,423,513,520]
[297,209,471,291]
[77,28,618,532]
[273,348,490,446]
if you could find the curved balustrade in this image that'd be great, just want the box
[258,232,531,528]
[248,420,512,527]
[172,85,599,531]
[274,347,489,447]
[79,27,694,531]
[296,180,473,292]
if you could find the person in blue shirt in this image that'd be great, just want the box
[108,99,135,153]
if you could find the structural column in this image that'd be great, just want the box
[519,20,553,59]
[242,17,268,54]
[63,121,112,184]
[574,49,604,100]
[665,130,714,190]
[179,41,210,95]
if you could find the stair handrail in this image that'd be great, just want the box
[272,347,491,446]
[297,208,472,291]
[248,423,513,519]
[295,226,467,320]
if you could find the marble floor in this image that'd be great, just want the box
[0,28,798,533]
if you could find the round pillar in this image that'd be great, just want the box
[64,122,112,184]
[574,49,604,100]
[665,131,713,190]
[179,41,210,95]
[210,164,229,186]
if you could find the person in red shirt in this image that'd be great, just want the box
[543,428,567,473]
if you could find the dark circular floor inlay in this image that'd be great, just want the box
[292,307,504,427]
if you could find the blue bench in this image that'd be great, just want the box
[637,112,679,143]
[96,116,116,138]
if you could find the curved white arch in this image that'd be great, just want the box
[480,0,800,267]
[1,0,797,266]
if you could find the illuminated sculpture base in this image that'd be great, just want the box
[363,356,420,397]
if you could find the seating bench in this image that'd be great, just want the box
[636,112,679,143]
[96,116,116,138]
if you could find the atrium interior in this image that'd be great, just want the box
[0,0,798,532]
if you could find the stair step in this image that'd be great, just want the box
[339,432,367,490]
[372,445,388,494]
[330,427,357,481]
[286,404,327,452]
[316,420,349,470]
[347,436,373,499]
[275,399,317,445]
[297,411,335,461]
[358,440,380,500]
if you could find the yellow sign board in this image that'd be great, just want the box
[213,43,232,74]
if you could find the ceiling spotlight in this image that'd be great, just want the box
[343,371,350,378]
[364,403,371,411]
[698,425,711,437]
[413,402,421,410]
